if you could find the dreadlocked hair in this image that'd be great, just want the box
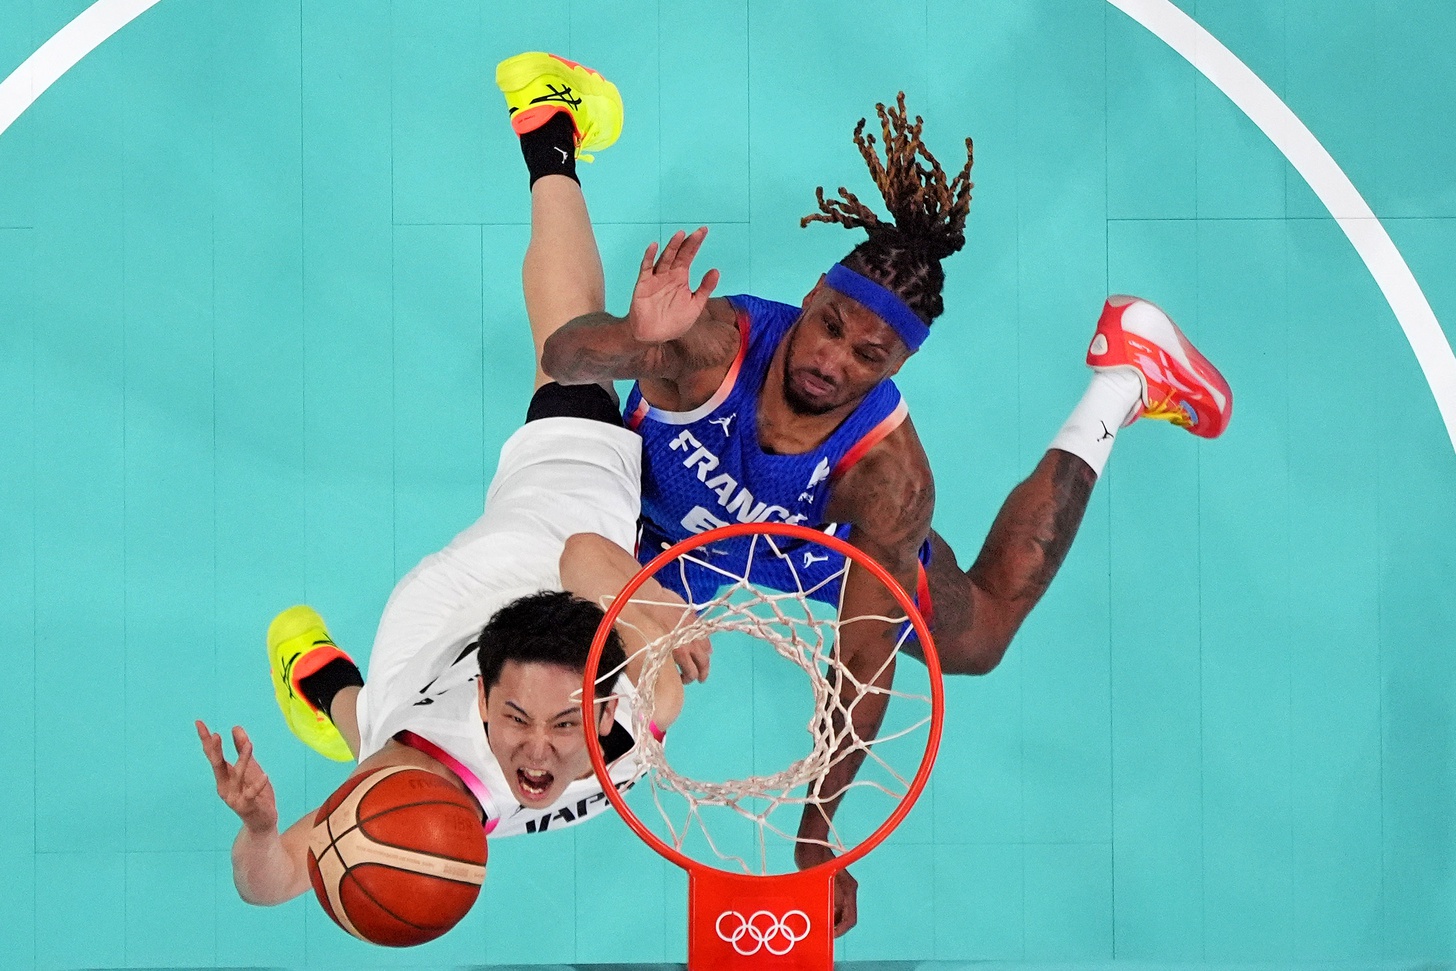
[800,92,974,324]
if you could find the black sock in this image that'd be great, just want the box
[519,110,578,187]
[298,657,364,721]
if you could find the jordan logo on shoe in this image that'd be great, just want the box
[709,413,736,437]
[530,83,583,109]
[1098,421,1115,442]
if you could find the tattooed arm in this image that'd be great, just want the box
[791,436,1097,932]
[923,448,1097,676]
[541,300,739,403]
[794,421,935,937]
[540,227,740,409]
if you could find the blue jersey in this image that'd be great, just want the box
[625,294,927,609]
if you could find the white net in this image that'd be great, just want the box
[590,529,936,876]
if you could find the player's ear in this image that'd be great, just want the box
[595,697,618,736]
[802,275,826,311]
[477,679,488,720]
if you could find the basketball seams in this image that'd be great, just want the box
[306,763,487,944]
[321,798,478,852]
[312,812,364,940]
[341,868,440,935]
[356,797,478,832]
[333,827,487,885]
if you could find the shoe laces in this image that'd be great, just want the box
[1142,395,1194,429]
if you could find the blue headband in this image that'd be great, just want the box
[824,263,930,351]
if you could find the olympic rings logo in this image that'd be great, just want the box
[715,909,812,956]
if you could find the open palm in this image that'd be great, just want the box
[628,227,721,343]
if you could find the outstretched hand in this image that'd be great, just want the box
[628,227,720,344]
[197,720,279,835]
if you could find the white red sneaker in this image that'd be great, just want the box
[1086,295,1233,439]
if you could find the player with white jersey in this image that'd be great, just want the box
[494,52,1233,936]
[194,59,705,900]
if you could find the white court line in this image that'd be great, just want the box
[2,0,1452,449]
[1106,0,1456,448]
[0,0,166,138]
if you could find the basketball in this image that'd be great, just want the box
[307,764,487,947]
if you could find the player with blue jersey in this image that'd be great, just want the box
[625,289,931,610]
[495,53,1232,934]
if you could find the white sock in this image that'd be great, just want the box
[1047,367,1144,477]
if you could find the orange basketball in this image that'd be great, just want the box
[307,765,487,947]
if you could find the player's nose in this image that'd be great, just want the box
[808,344,846,379]
[521,728,553,759]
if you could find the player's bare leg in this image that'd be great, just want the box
[918,296,1232,675]
[495,52,624,386]
[525,175,606,386]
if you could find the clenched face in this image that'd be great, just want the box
[478,660,617,809]
[782,286,913,416]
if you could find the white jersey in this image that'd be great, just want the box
[353,416,647,837]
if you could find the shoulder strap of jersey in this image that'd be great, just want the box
[395,730,500,835]
[830,392,909,482]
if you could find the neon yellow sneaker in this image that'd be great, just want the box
[267,605,355,762]
[494,51,623,162]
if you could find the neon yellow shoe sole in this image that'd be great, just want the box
[494,51,623,161]
[267,605,355,762]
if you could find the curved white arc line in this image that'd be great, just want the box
[1106,0,1456,449]
[0,0,167,139]
[3,0,1450,447]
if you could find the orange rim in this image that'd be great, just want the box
[582,520,944,878]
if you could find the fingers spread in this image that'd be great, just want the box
[657,230,687,270]
[231,728,258,781]
[639,241,659,273]
[675,226,709,268]
[693,267,721,302]
[198,731,230,784]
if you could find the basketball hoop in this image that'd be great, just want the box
[583,521,943,970]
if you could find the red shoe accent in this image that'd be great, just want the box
[509,104,582,140]
[288,642,355,714]
[1087,296,1233,439]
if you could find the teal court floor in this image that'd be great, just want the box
[2,0,1456,969]
[72,963,1456,971]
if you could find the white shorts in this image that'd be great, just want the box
[354,417,642,761]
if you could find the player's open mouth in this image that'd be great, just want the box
[518,767,554,799]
